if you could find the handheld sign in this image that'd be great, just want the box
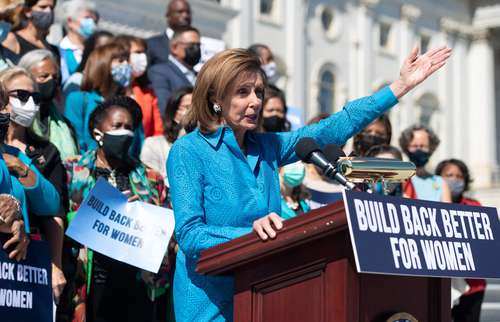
[343,190,500,279]
[66,178,174,273]
[0,237,52,322]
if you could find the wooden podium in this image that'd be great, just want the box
[197,201,450,322]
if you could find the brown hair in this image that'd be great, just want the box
[184,48,266,133]
[80,43,129,99]
[113,34,147,53]
[399,124,440,155]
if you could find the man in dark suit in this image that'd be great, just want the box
[148,26,201,116]
[146,0,192,66]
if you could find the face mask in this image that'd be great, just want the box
[130,53,148,78]
[95,129,134,160]
[262,61,278,82]
[355,133,387,154]
[78,17,96,39]
[37,79,56,101]
[445,178,465,199]
[283,162,305,188]
[184,44,201,67]
[407,149,431,168]
[0,112,10,142]
[31,10,54,30]
[111,63,132,88]
[0,21,11,43]
[262,115,286,132]
[10,96,40,127]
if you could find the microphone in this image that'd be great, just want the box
[323,144,357,190]
[295,138,356,190]
[323,144,346,162]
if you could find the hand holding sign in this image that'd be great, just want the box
[66,178,175,273]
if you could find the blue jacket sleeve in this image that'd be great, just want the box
[64,91,88,152]
[0,157,12,194]
[24,161,61,216]
[167,143,252,259]
[13,150,61,216]
[275,86,398,166]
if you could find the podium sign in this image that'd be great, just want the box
[343,190,500,279]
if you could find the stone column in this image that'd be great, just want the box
[395,4,420,137]
[355,0,379,97]
[467,29,497,188]
[225,0,254,48]
[434,18,459,163]
[285,0,306,109]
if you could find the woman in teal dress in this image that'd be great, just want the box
[167,46,451,321]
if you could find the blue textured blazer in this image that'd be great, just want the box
[167,86,398,321]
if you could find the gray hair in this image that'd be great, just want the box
[18,49,60,74]
[399,124,441,154]
[0,66,38,92]
[59,0,97,28]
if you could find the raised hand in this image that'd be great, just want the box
[390,46,452,99]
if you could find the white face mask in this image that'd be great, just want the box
[262,61,278,82]
[130,53,148,78]
[9,97,40,127]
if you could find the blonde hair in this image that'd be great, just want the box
[0,66,37,93]
[184,48,266,133]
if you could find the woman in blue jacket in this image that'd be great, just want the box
[64,42,144,156]
[167,46,451,321]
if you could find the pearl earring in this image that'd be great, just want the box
[213,103,221,114]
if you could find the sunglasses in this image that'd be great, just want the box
[9,89,42,105]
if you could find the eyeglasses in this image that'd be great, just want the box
[9,89,42,105]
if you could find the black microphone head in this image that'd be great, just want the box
[324,144,346,163]
[295,137,321,163]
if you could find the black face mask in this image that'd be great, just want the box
[355,133,387,154]
[31,10,54,30]
[184,44,201,67]
[100,130,134,160]
[407,149,431,168]
[262,115,286,133]
[37,79,56,101]
[0,112,10,142]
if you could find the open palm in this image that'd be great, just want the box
[392,46,452,98]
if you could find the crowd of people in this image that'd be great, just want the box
[0,0,484,322]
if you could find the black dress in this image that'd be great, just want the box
[13,33,60,61]
[86,166,154,322]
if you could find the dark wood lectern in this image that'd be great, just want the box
[197,201,450,322]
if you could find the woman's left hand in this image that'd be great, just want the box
[253,212,284,241]
[390,46,452,99]
[52,264,66,304]
[3,219,29,261]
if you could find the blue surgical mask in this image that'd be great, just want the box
[78,18,96,38]
[0,21,11,43]
[445,178,465,199]
[111,63,132,88]
[282,162,305,188]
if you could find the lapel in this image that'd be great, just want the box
[245,132,261,176]
[167,61,191,85]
